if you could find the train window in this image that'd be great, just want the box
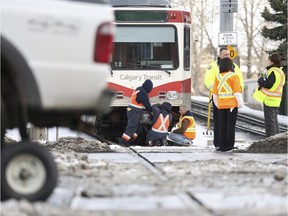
[184,26,190,70]
[111,25,178,70]
[115,10,168,22]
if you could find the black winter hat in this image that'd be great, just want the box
[161,102,172,113]
[142,79,153,93]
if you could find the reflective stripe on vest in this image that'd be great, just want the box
[260,68,285,98]
[152,114,170,133]
[129,90,145,109]
[253,67,285,107]
[217,72,235,98]
[260,88,282,98]
[179,116,196,139]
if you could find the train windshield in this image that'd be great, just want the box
[111,25,178,70]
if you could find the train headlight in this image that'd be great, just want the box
[166,91,178,100]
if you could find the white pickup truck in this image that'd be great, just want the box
[1,0,114,201]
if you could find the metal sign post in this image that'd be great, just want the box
[219,0,239,64]
[220,0,238,13]
[219,0,238,45]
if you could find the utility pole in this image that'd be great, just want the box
[218,0,239,63]
[220,13,233,32]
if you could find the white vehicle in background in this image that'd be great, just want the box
[1,0,114,201]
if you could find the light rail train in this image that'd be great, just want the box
[96,0,192,141]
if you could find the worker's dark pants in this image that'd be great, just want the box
[263,104,279,137]
[218,108,238,151]
[146,130,167,144]
[212,100,220,147]
[123,107,143,140]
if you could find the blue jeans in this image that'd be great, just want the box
[146,130,167,144]
[168,132,192,145]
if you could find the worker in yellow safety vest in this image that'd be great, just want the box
[253,53,285,137]
[204,47,244,150]
[168,104,196,146]
[212,57,244,152]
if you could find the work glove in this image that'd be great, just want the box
[257,77,265,90]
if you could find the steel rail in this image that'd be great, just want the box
[191,99,287,136]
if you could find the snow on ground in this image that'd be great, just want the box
[5,127,92,143]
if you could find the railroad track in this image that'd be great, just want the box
[191,98,288,137]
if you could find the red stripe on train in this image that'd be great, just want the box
[107,78,191,97]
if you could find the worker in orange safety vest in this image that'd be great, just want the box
[212,57,244,152]
[119,79,153,147]
[146,102,172,146]
[205,47,244,150]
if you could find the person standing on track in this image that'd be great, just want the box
[204,47,244,150]
[146,102,172,146]
[119,79,153,147]
[212,57,244,152]
[253,53,285,137]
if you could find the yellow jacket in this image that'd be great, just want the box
[205,59,244,91]
[253,67,285,107]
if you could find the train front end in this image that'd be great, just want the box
[97,4,192,140]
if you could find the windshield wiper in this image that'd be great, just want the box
[146,64,171,76]
[125,62,171,76]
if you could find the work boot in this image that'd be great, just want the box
[118,138,130,147]
[215,146,221,151]
[162,139,168,146]
[148,140,153,146]
[154,140,162,146]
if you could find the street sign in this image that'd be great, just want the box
[227,45,238,60]
[218,32,237,46]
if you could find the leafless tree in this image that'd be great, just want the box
[172,0,218,94]
[172,0,271,91]
[236,0,269,78]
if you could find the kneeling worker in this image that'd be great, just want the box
[168,104,196,146]
[146,102,172,146]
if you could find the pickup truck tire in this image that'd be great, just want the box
[1,96,8,144]
[1,142,58,201]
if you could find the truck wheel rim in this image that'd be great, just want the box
[6,153,47,195]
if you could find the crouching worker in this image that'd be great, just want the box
[119,79,153,147]
[146,102,172,146]
[168,104,196,146]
